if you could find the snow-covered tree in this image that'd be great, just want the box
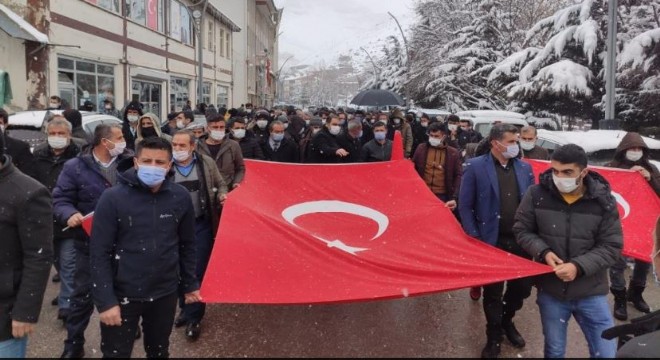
[490,0,609,125]
[361,36,407,94]
[421,0,513,111]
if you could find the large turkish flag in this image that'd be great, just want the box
[526,160,660,263]
[200,160,552,304]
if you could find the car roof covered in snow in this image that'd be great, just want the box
[537,129,660,153]
[455,110,527,120]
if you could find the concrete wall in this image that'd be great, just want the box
[0,30,28,111]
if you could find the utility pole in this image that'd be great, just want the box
[360,47,380,87]
[604,0,618,128]
[388,11,410,106]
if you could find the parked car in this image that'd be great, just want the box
[455,110,529,138]
[536,129,660,165]
[7,110,122,151]
[410,108,452,121]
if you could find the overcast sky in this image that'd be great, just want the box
[274,0,416,70]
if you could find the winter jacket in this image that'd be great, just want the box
[522,145,550,160]
[0,156,53,341]
[261,137,300,163]
[196,135,246,188]
[360,139,393,162]
[336,132,363,163]
[459,154,535,246]
[3,134,34,175]
[121,101,144,151]
[413,143,463,200]
[299,129,317,163]
[605,132,660,196]
[286,115,305,144]
[90,169,198,312]
[30,141,83,241]
[52,148,134,241]
[180,152,228,234]
[309,127,344,163]
[514,170,623,300]
[456,128,483,150]
[411,122,428,156]
[234,134,265,160]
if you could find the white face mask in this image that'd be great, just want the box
[497,141,520,159]
[625,150,643,162]
[393,118,401,125]
[329,125,341,135]
[553,174,581,194]
[420,122,428,128]
[48,136,69,150]
[520,141,536,151]
[106,140,126,157]
[210,130,225,141]
[312,128,321,135]
[428,137,444,147]
[105,104,112,110]
[232,129,246,139]
[49,102,60,108]
[305,120,310,126]
[448,124,458,132]
[173,150,191,162]
[256,120,268,129]
[127,115,139,123]
[176,120,185,129]
[283,123,289,129]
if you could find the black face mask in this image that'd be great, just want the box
[141,127,158,138]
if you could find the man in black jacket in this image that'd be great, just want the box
[0,132,53,358]
[0,109,34,174]
[229,118,265,160]
[309,114,350,163]
[336,120,363,163]
[514,144,622,358]
[261,120,300,163]
[121,101,143,151]
[29,117,83,324]
[90,137,201,358]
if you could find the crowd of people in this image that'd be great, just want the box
[0,101,659,358]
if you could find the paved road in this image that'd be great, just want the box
[28,268,659,358]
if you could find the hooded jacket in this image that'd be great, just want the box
[0,155,53,341]
[90,168,198,312]
[605,132,660,196]
[513,170,623,301]
[134,113,172,147]
[387,110,414,158]
[196,135,246,188]
[121,101,144,151]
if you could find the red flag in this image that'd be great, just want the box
[526,160,660,262]
[146,0,158,30]
[81,211,95,236]
[201,160,551,304]
[391,130,403,160]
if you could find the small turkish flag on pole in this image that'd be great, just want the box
[391,130,404,160]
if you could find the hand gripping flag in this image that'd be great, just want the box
[526,160,660,263]
[200,160,552,304]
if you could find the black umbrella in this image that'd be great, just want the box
[350,89,405,107]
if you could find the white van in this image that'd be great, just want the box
[455,110,529,138]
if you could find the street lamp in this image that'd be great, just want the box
[274,55,293,103]
[191,8,203,109]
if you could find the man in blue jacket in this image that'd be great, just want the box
[90,137,201,358]
[458,124,535,358]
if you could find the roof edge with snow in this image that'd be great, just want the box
[0,3,49,44]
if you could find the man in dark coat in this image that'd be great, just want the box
[412,122,462,208]
[360,121,393,162]
[459,124,535,358]
[335,120,363,163]
[29,117,83,323]
[0,131,53,358]
[309,114,350,163]
[606,132,660,321]
[121,101,143,151]
[0,109,34,174]
[261,120,300,163]
[519,126,549,160]
[514,144,622,358]
[90,137,201,358]
[53,123,134,358]
[229,118,265,160]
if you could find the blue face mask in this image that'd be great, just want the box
[374,132,386,141]
[137,165,168,187]
[272,133,285,142]
[498,141,520,159]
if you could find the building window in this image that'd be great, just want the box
[170,77,190,112]
[219,29,225,57]
[57,57,115,111]
[202,82,212,105]
[86,0,121,13]
[226,32,231,59]
[216,85,228,108]
[169,0,193,45]
[207,19,213,50]
[132,80,161,117]
[125,0,146,25]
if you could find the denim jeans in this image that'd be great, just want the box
[609,257,651,290]
[54,238,76,310]
[64,240,94,352]
[0,337,27,358]
[536,290,616,358]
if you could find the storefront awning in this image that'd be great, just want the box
[0,3,49,44]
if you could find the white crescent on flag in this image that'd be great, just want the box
[282,200,390,255]
[611,191,631,219]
